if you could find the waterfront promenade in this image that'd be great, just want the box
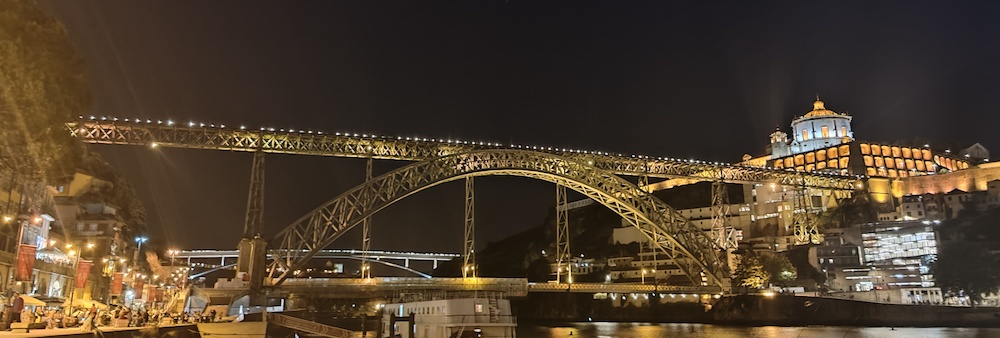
[0,322,263,338]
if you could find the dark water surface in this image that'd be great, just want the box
[516,322,1000,338]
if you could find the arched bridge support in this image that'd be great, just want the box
[265,150,730,289]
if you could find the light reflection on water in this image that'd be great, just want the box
[517,322,1000,338]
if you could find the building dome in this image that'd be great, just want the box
[785,97,855,156]
[803,98,842,118]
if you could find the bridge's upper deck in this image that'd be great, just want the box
[68,118,862,190]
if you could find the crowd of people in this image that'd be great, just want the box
[2,291,220,331]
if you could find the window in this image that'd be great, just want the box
[821,126,830,138]
[802,130,809,141]
[841,126,847,137]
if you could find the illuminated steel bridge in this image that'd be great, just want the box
[68,118,864,290]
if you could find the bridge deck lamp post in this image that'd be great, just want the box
[641,268,655,285]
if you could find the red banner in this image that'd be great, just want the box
[15,245,37,281]
[75,260,92,289]
[111,273,124,295]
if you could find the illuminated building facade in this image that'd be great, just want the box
[858,220,939,289]
[770,97,855,158]
[766,98,971,179]
[821,220,939,292]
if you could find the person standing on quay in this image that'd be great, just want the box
[9,293,23,324]
[80,304,97,331]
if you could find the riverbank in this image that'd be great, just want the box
[709,294,1000,327]
[513,293,1000,327]
[513,292,710,323]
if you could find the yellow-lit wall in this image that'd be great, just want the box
[899,162,1000,195]
[770,141,970,180]
[773,144,852,174]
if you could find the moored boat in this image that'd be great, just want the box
[382,291,516,338]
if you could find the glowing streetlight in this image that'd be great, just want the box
[641,268,655,285]
[135,236,148,255]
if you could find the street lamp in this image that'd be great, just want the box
[168,249,179,266]
[134,236,148,262]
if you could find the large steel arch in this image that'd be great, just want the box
[266,150,729,288]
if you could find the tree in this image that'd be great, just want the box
[817,193,880,228]
[0,0,91,184]
[760,253,797,286]
[933,241,1000,305]
[733,251,768,289]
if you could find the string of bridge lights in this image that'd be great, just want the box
[79,115,866,180]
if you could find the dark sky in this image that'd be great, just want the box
[37,1,1000,254]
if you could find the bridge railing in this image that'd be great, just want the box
[526,282,722,294]
[277,277,530,296]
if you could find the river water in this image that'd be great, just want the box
[515,322,1000,338]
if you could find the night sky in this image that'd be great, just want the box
[36,1,1000,254]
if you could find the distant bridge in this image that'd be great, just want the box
[179,249,459,279]
[177,249,458,268]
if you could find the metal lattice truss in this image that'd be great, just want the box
[463,177,476,278]
[265,150,730,288]
[67,120,861,190]
[555,184,571,283]
[711,179,738,250]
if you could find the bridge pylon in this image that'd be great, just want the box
[555,184,571,283]
[463,176,477,278]
[361,155,374,279]
[237,150,267,293]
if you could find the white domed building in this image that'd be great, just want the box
[771,97,854,158]
[758,97,972,179]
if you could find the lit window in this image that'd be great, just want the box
[821,126,830,138]
[802,130,809,141]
